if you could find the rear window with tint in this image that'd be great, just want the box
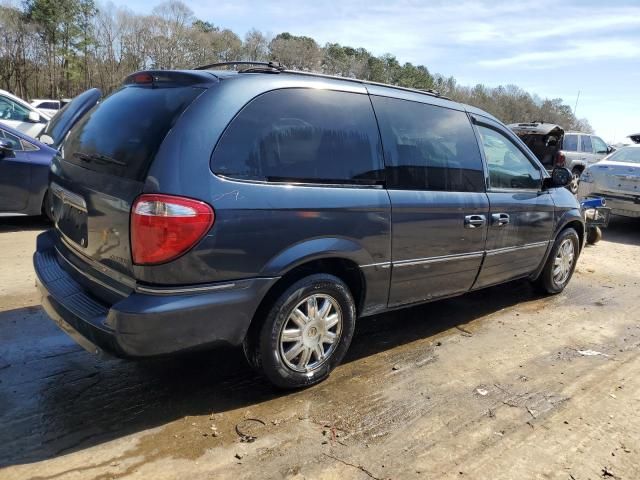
[211,88,384,184]
[563,134,578,151]
[62,86,203,180]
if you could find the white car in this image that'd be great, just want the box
[578,144,640,217]
[30,99,62,117]
[0,90,51,138]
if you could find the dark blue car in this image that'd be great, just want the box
[0,124,56,216]
[0,88,101,217]
[34,64,584,388]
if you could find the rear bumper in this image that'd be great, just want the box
[34,231,278,357]
[585,193,640,218]
[578,184,640,218]
[601,197,640,218]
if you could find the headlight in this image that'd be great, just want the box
[580,170,594,183]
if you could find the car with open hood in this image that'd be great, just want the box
[509,122,612,193]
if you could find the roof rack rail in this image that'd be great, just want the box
[192,60,448,100]
[194,61,285,72]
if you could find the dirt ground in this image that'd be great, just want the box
[0,217,639,480]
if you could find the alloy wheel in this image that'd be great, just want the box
[553,238,575,286]
[278,294,343,372]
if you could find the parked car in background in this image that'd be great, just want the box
[612,133,640,149]
[578,144,640,218]
[509,122,611,194]
[31,99,62,117]
[0,89,102,217]
[0,123,56,217]
[34,65,583,389]
[0,89,50,138]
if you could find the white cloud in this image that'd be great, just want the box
[478,39,640,68]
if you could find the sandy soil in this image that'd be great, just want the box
[0,216,639,480]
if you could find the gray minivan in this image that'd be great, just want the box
[34,64,584,388]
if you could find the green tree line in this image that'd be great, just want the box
[0,0,592,131]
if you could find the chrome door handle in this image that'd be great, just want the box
[491,213,510,227]
[464,214,486,229]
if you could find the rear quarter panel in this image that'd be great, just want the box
[142,76,392,313]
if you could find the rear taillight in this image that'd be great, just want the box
[556,152,566,167]
[131,194,214,265]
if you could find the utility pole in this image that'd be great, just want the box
[574,90,581,117]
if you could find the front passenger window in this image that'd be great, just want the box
[477,125,541,190]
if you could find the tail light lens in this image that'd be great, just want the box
[556,152,566,167]
[131,194,214,265]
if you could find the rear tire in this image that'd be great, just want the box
[244,274,356,389]
[568,168,582,194]
[41,190,53,222]
[586,226,602,244]
[534,228,580,294]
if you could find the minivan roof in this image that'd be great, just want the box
[124,66,500,124]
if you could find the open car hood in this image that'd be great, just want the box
[37,88,102,149]
[508,122,565,137]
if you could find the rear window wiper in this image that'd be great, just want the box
[73,152,126,166]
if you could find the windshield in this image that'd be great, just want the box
[608,147,640,164]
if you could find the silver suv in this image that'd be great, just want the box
[509,123,611,193]
[559,132,611,193]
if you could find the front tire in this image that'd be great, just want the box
[535,228,580,294]
[245,274,356,389]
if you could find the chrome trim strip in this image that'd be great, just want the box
[359,261,392,269]
[51,181,87,212]
[486,241,549,257]
[393,251,484,268]
[135,283,238,295]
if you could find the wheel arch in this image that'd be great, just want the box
[530,211,585,281]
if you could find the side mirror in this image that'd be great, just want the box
[39,134,54,146]
[543,167,572,189]
[28,111,41,123]
[607,146,615,154]
[0,138,13,158]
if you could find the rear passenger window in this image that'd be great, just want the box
[212,89,383,184]
[563,134,578,151]
[580,135,593,153]
[371,96,485,192]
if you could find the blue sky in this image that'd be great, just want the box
[111,0,639,142]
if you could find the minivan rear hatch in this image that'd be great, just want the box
[50,71,212,282]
